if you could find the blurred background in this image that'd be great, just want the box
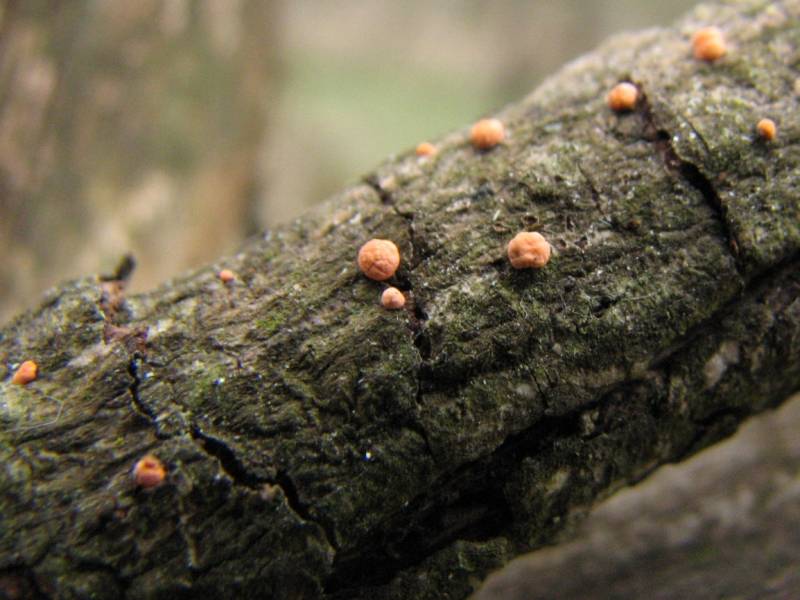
[0,0,698,323]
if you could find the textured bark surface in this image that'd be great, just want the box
[472,393,800,600]
[1,1,799,598]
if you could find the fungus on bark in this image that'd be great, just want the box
[607,82,638,112]
[11,360,38,385]
[507,231,551,269]
[470,118,505,150]
[756,118,777,141]
[133,455,167,489]
[357,239,401,281]
[692,26,727,61]
[381,287,406,310]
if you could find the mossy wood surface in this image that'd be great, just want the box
[473,396,800,599]
[2,1,799,598]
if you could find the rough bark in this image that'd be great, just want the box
[1,1,799,598]
[472,393,800,600]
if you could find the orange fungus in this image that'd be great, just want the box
[507,231,551,269]
[692,26,726,61]
[470,118,505,150]
[607,82,638,112]
[133,454,166,489]
[357,239,401,281]
[756,118,776,141]
[11,360,38,385]
[415,142,437,157]
[381,287,406,310]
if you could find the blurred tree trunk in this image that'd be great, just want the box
[1,1,799,599]
[0,0,280,323]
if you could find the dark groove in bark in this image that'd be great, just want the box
[190,426,264,488]
[363,174,394,206]
[126,358,155,426]
[0,564,50,600]
[637,88,742,274]
[324,254,800,595]
[190,427,341,554]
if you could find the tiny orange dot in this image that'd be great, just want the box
[692,26,726,61]
[607,82,638,112]
[11,360,38,385]
[416,142,437,157]
[133,454,166,489]
[756,118,776,141]
[470,118,505,150]
[357,239,401,281]
[381,287,406,310]
[218,269,236,283]
[507,232,551,269]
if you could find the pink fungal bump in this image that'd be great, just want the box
[357,239,401,281]
[381,287,406,310]
[218,268,236,284]
[692,26,726,62]
[507,231,551,269]
[133,454,166,489]
[415,142,437,157]
[756,118,776,141]
[470,118,505,150]
[11,360,38,385]
[607,82,638,112]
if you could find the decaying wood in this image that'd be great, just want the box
[1,1,799,598]
[472,393,800,600]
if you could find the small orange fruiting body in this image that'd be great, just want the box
[507,231,551,269]
[357,239,401,281]
[692,26,726,61]
[607,82,638,112]
[381,287,406,310]
[470,118,505,150]
[133,454,166,489]
[218,269,236,283]
[11,360,38,385]
[416,142,437,157]
[756,118,776,141]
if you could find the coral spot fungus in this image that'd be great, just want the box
[133,454,166,489]
[357,239,401,281]
[470,118,505,150]
[218,269,236,283]
[692,26,726,61]
[756,118,776,141]
[381,287,406,310]
[11,360,38,385]
[607,82,638,112]
[416,142,437,157]
[507,231,551,269]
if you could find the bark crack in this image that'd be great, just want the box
[188,426,340,555]
[126,357,155,426]
[324,254,800,596]
[637,87,743,275]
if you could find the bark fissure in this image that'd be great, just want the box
[189,426,340,553]
[190,427,265,489]
[0,564,50,600]
[638,88,742,275]
[326,252,800,595]
[2,3,798,598]
[126,358,155,427]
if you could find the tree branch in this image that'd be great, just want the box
[1,0,798,598]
